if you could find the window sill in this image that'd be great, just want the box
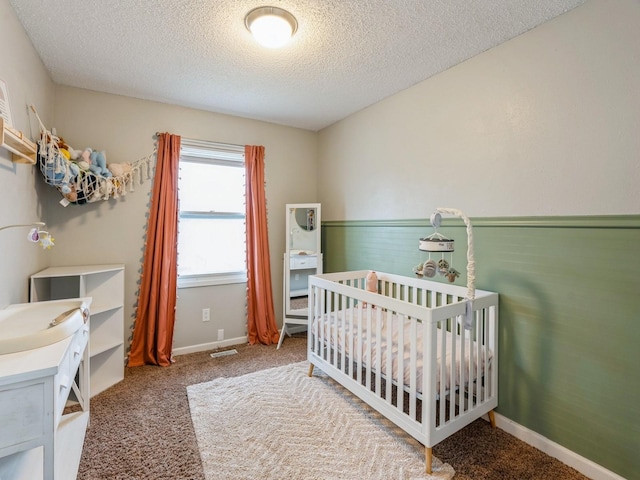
[178,273,247,289]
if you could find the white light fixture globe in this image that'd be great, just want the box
[245,6,298,48]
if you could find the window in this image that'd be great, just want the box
[177,138,246,288]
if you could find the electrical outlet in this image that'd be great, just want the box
[217,329,224,341]
[202,308,210,322]
[295,273,300,281]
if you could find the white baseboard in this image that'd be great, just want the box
[491,413,626,480]
[172,336,248,356]
[173,326,308,357]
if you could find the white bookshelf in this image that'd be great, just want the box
[30,264,125,397]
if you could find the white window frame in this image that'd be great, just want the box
[177,138,246,289]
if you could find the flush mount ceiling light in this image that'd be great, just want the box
[245,6,298,48]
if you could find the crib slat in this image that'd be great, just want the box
[467,312,473,405]
[340,292,347,376]
[317,287,324,358]
[460,316,467,414]
[488,306,496,400]
[480,307,486,403]
[397,312,404,414]
[325,291,331,364]
[309,286,312,350]
[330,291,336,365]
[409,316,417,420]
[336,292,342,367]
[481,309,487,400]
[324,290,331,364]
[327,291,332,366]
[439,319,446,427]
[356,302,363,386]
[347,296,354,378]
[491,306,497,400]
[365,303,372,390]
[467,316,474,408]
[449,316,457,421]
[475,310,481,405]
[335,292,341,367]
[375,306,382,396]
[385,308,393,404]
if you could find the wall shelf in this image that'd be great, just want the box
[0,118,37,164]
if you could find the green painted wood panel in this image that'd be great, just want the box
[321,216,640,479]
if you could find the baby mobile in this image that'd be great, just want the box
[414,207,477,329]
[414,210,461,283]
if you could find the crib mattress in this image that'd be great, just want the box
[312,307,492,394]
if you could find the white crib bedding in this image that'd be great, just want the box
[312,307,492,395]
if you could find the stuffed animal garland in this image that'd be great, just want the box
[41,135,135,204]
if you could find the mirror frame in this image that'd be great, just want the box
[284,203,322,317]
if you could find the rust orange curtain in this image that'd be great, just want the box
[245,145,279,345]
[128,133,181,366]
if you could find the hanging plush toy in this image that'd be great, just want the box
[446,268,460,283]
[108,162,133,177]
[89,150,112,177]
[425,259,438,277]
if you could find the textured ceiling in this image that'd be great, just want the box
[10,0,586,131]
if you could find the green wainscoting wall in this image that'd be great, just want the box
[321,216,639,479]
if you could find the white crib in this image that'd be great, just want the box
[307,270,499,474]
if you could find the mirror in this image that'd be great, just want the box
[284,204,321,319]
[288,207,318,254]
[294,207,316,231]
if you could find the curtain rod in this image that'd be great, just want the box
[154,132,244,149]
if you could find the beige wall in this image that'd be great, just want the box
[46,86,317,351]
[0,0,55,308]
[317,0,640,220]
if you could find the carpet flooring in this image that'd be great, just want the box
[78,335,590,479]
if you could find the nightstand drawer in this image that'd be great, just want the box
[290,255,317,270]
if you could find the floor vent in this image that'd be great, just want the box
[210,349,238,358]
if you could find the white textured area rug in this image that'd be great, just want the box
[187,362,455,480]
